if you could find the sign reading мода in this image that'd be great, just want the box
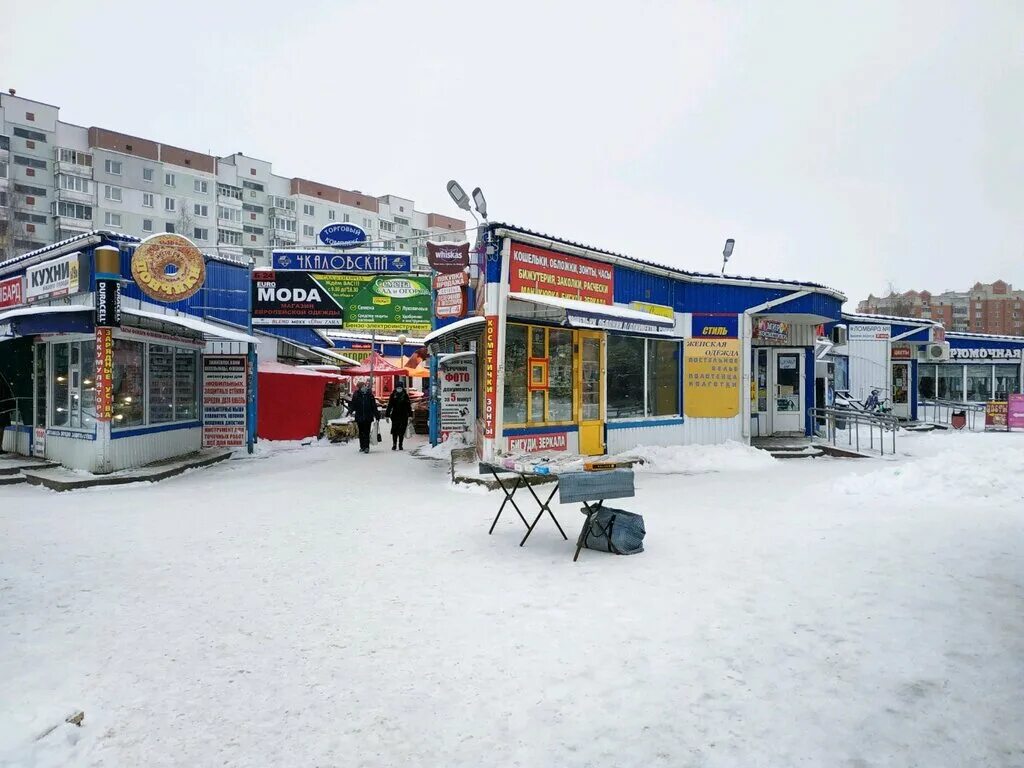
[203,356,248,448]
[509,242,613,305]
[271,251,410,273]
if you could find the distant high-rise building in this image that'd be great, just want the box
[0,91,465,270]
[858,280,1024,335]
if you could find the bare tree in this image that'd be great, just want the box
[885,281,917,318]
[176,199,196,239]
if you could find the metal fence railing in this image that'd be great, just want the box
[811,406,900,456]
[919,399,987,430]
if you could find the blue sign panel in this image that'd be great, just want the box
[271,251,411,273]
[318,223,368,247]
[691,313,739,339]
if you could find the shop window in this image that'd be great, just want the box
[647,339,679,416]
[174,349,198,420]
[51,344,70,426]
[547,329,574,421]
[503,325,528,424]
[966,364,992,402]
[936,364,963,401]
[917,364,936,400]
[34,345,46,428]
[112,339,145,427]
[994,367,1020,400]
[148,345,199,424]
[607,335,644,418]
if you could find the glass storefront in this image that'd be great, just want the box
[45,340,97,430]
[503,323,576,426]
[919,363,1021,402]
[607,335,680,420]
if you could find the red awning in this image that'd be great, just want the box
[339,352,404,377]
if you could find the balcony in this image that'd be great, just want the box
[55,185,94,205]
[55,160,93,178]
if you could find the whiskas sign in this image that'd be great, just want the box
[0,276,24,309]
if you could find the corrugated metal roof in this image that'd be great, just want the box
[488,222,846,300]
[842,311,941,326]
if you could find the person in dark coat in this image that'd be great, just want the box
[385,382,413,450]
[347,380,380,453]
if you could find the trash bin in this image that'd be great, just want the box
[951,410,967,430]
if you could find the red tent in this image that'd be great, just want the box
[339,352,404,377]
[258,361,343,441]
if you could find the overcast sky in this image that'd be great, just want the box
[4,0,1021,304]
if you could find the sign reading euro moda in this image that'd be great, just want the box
[271,250,410,273]
[509,243,613,305]
[318,222,368,247]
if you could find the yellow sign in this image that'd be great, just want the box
[131,233,206,303]
[628,301,674,320]
[684,338,741,418]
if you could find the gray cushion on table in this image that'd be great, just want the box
[558,469,635,504]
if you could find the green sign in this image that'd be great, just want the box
[312,274,432,333]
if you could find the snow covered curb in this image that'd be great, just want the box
[630,440,777,474]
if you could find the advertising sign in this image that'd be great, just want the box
[985,400,1008,430]
[318,223,368,247]
[567,310,670,335]
[509,242,613,305]
[434,271,470,290]
[32,427,45,457]
[628,301,674,319]
[131,234,206,302]
[427,241,470,274]
[271,250,410,273]
[1008,393,1024,430]
[949,347,1022,361]
[753,318,789,342]
[483,315,498,438]
[94,278,121,328]
[891,345,912,360]
[508,432,568,453]
[202,356,248,448]
[26,253,84,302]
[684,337,741,418]
[692,314,739,339]
[252,272,432,332]
[0,275,24,309]
[848,324,891,340]
[439,359,476,442]
[435,286,467,319]
[94,327,114,421]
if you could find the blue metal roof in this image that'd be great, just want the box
[488,222,846,300]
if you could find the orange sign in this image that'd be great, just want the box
[131,233,206,303]
[509,243,613,305]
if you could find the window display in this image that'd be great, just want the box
[174,349,198,420]
[112,338,145,427]
[607,335,644,418]
[936,364,963,401]
[547,329,573,422]
[503,325,528,424]
[149,345,175,423]
[994,367,1020,400]
[966,364,992,402]
[51,343,69,427]
[646,340,679,416]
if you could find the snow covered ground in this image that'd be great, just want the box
[1,431,1022,767]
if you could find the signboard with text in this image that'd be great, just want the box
[1008,393,1024,430]
[272,250,410,273]
[684,336,741,418]
[26,253,86,303]
[753,318,789,342]
[438,359,476,442]
[94,327,113,422]
[318,223,368,247]
[0,275,24,309]
[483,315,498,438]
[848,324,891,340]
[427,241,470,274]
[509,242,613,305]
[508,432,568,453]
[985,400,1008,430]
[949,347,1022,361]
[203,356,248,448]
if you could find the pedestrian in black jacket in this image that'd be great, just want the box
[347,380,379,453]
[385,383,413,450]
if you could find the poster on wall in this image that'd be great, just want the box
[202,356,248,448]
[25,253,87,303]
[508,242,614,305]
[1006,393,1024,430]
[252,271,432,332]
[0,276,24,309]
[439,359,476,442]
[685,313,741,419]
[483,315,498,438]
[753,318,789,342]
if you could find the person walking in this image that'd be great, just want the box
[385,382,413,450]
[347,380,380,453]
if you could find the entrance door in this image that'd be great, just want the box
[577,332,604,455]
[891,362,910,419]
[772,349,804,434]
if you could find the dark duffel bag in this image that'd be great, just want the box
[579,505,645,555]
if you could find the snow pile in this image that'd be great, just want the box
[416,435,470,460]
[631,440,776,474]
[834,435,1024,502]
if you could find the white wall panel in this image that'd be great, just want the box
[45,435,101,471]
[847,338,889,401]
[109,427,201,471]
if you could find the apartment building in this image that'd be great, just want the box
[0,91,465,269]
[858,280,1024,335]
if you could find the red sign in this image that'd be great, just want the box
[483,315,497,438]
[891,345,912,360]
[509,243,613,305]
[435,286,466,319]
[985,400,1008,429]
[427,241,470,274]
[0,275,24,309]
[434,271,469,290]
[94,328,114,421]
[508,432,568,453]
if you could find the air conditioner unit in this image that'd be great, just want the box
[926,342,950,361]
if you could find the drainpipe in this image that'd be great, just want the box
[740,290,810,440]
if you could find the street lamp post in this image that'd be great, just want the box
[721,238,735,276]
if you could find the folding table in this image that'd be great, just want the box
[480,462,567,547]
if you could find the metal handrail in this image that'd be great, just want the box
[811,406,899,456]
[919,398,986,430]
